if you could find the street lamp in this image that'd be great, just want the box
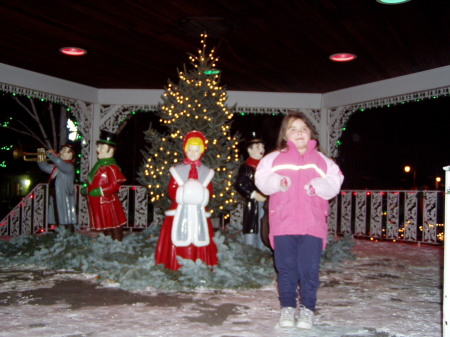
[404,165,416,189]
[436,176,442,190]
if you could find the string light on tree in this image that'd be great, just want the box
[138,33,241,217]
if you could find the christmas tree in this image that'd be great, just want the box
[138,33,241,220]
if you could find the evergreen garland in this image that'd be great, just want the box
[0,227,355,291]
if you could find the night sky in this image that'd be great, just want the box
[338,95,450,190]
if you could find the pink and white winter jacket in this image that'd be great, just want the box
[255,140,343,249]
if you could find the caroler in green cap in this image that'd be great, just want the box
[81,130,127,241]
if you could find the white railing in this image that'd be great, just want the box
[228,190,445,245]
[0,183,49,236]
[0,183,158,236]
[0,186,445,245]
[327,190,444,245]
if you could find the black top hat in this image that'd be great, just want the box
[62,140,80,154]
[245,131,264,147]
[97,130,118,146]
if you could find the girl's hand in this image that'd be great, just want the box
[280,177,291,191]
[305,184,316,196]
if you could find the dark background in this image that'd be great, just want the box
[338,95,450,190]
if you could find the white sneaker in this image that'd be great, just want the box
[279,307,296,328]
[296,305,314,329]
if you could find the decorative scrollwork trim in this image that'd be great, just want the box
[328,86,450,157]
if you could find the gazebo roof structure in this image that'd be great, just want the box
[0,0,449,93]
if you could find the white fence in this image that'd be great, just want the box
[0,185,445,245]
[0,183,158,236]
[327,190,444,244]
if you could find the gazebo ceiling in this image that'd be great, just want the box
[0,0,449,93]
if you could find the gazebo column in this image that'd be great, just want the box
[89,103,102,167]
[318,108,331,156]
[443,166,450,336]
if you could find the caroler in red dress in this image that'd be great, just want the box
[155,131,218,270]
[82,130,127,241]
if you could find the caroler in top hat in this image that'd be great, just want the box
[82,130,127,241]
[155,130,218,270]
[234,132,267,249]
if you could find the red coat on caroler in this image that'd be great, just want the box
[155,169,218,271]
[87,164,127,230]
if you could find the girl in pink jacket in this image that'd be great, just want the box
[255,111,343,329]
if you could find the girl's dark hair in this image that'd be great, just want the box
[276,111,320,150]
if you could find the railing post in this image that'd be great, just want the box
[443,166,450,336]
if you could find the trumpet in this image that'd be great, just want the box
[12,147,49,162]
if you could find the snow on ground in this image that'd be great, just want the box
[0,240,443,337]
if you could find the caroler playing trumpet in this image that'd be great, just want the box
[37,142,78,233]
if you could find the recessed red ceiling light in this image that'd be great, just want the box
[329,53,357,62]
[59,47,87,56]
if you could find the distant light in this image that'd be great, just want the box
[376,0,411,4]
[329,53,357,62]
[22,179,31,188]
[59,47,87,56]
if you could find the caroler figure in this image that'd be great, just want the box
[81,130,127,241]
[155,130,218,271]
[37,142,78,233]
[234,133,267,249]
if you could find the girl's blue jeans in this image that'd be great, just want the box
[274,235,323,311]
